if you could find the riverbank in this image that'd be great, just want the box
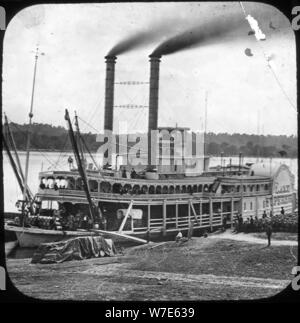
[6,232,297,301]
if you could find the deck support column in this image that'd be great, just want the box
[188,200,191,227]
[255,196,258,218]
[220,200,223,225]
[231,198,234,229]
[209,198,213,232]
[162,200,167,236]
[199,200,202,226]
[175,202,178,229]
[241,196,244,218]
[147,204,151,242]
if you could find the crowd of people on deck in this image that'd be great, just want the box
[13,202,111,232]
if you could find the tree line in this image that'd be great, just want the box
[6,122,298,158]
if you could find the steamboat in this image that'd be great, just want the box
[4,54,297,248]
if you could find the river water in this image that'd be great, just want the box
[2,151,298,212]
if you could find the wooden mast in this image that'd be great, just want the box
[64,109,96,223]
[22,47,41,210]
[3,115,33,201]
[2,135,25,196]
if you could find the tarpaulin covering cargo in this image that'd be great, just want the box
[31,236,116,264]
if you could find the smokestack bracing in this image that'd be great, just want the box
[104,55,117,132]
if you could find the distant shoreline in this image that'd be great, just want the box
[2,150,297,160]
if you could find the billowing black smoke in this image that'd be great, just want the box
[151,14,246,56]
[108,32,157,56]
[107,17,187,56]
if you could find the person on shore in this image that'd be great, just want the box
[262,210,267,219]
[250,216,254,231]
[233,218,238,233]
[280,207,285,216]
[266,222,273,247]
[175,231,183,243]
[238,214,243,232]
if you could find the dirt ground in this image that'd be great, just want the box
[6,233,298,301]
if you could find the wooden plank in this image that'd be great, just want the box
[91,229,148,244]
[118,200,133,233]
[162,200,167,236]
[175,202,178,229]
[189,200,200,225]
[209,198,213,231]
[231,198,234,229]
[149,242,168,249]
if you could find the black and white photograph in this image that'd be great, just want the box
[1,1,299,303]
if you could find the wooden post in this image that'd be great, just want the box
[118,200,133,233]
[220,200,223,225]
[255,196,258,217]
[241,196,244,218]
[188,200,191,228]
[175,202,178,229]
[209,198,213,232]
[231,198,234,229]
[189,200,200,225]
[199,200,202,227]
[147,203,151,242]
[162,200,167,236]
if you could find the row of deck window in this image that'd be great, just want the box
[40,177,270,196]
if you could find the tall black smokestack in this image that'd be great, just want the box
[104,55,116,131]
[148,55,161,132]
[148,55,161,167]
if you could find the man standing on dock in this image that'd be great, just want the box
[266,222,273,247]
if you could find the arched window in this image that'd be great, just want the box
[149,186,155,194]
[112,183,122,194]
[100,181,111,193]
[88,180,98,192]
[141,185,148,194]
[198,185,203,192]
[132,185,140,194]
[162,186,168,194]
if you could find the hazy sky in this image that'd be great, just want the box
[2,2,297,135]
